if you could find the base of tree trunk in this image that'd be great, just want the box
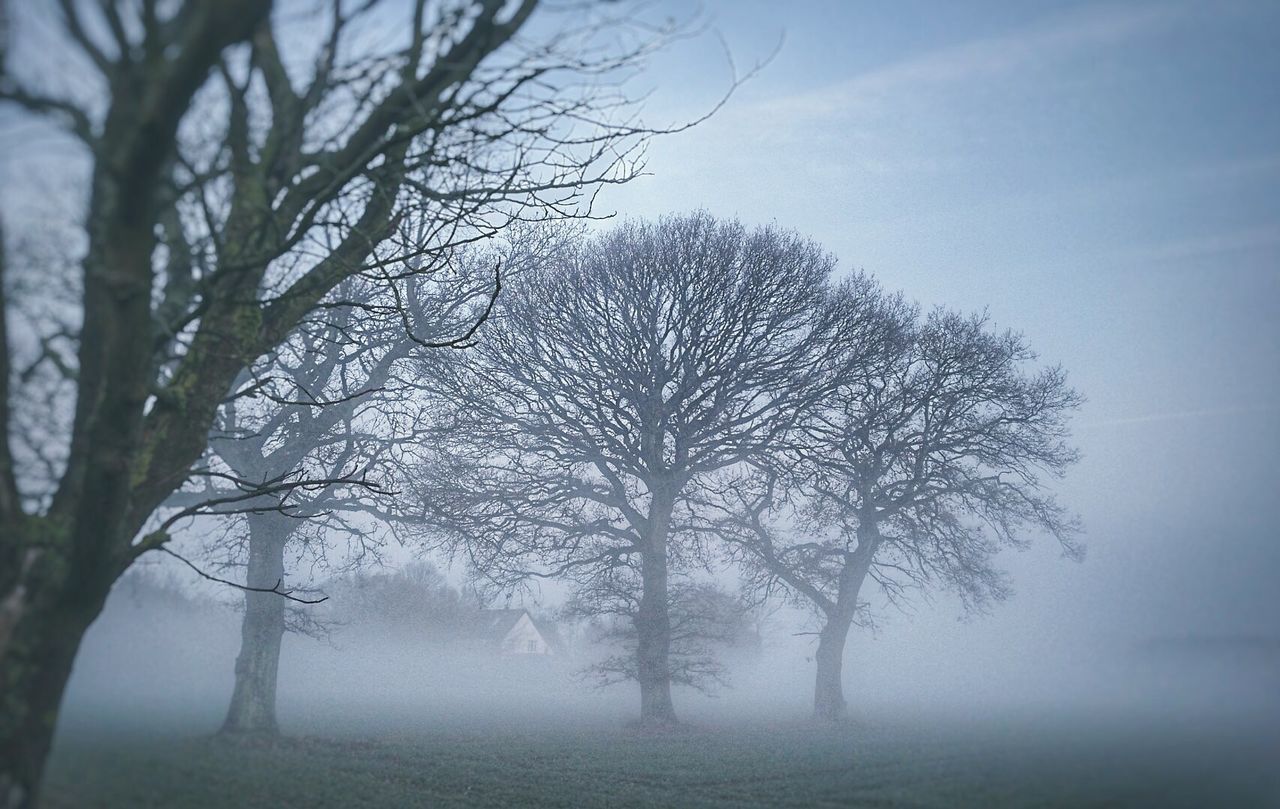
[636,713,679,728]
[637,678,678,731]
[813,682,849,724]
[216,723,281,738]
[626,715,681,735]
[218,710,280,739]
[212,727,284,749]
[812,707,852,724]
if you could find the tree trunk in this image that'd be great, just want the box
[1,4,271,802]
[812,532,878,723]
[813,609,855,722]
[634,489,677,728]
[220,515,289,737]
[0,547,113,809]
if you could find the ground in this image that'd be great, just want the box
[43,714,1278,808]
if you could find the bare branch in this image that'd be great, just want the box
[155,545,328,604]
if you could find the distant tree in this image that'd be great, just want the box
[415,213,882,727]
[112,565,220,617]
[0,0,699,799]
[716,305,1084,721]
[322,561,476,637]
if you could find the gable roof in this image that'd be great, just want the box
[478,608,530,643]
[470,608,565,652]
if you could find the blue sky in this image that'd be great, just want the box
[595,0,1280,649]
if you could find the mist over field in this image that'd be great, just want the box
[60,564,1280,740]
[65,566,1280,721]
[45,569,1278,806]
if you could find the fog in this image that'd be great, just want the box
[62,563,1279,732]
[46,528,1280,806]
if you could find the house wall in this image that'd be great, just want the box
[501,613,551,655]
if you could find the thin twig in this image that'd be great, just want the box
[158,546,328,604]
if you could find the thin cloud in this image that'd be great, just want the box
[1084,405,1280,428]
[1106,225,1280,265]
[758,3,1190,119]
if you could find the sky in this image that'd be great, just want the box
[590,0,1280,652]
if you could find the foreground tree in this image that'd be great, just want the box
[416,213,880,726]
[719,306,1084,721]
[0,0,681,800]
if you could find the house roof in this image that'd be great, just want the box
[478,608,529,643]
[472,608,565,652]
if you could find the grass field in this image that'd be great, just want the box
[43,713,1279,808]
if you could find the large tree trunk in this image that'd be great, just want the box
[1,3,273,802]
[812,531,878,723]
[634,488,677,728]
[220,515,289,737]
[813,609,855,722]
[0,546,114,809]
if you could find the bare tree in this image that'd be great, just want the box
[0,0,699,800]
[414,213,873,727]
[198,308,416,739]
[197,234,555,738]
[717,303,1084,722]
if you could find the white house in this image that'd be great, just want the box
[475,608,560,656]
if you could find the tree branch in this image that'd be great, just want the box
[156,545,328,604]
